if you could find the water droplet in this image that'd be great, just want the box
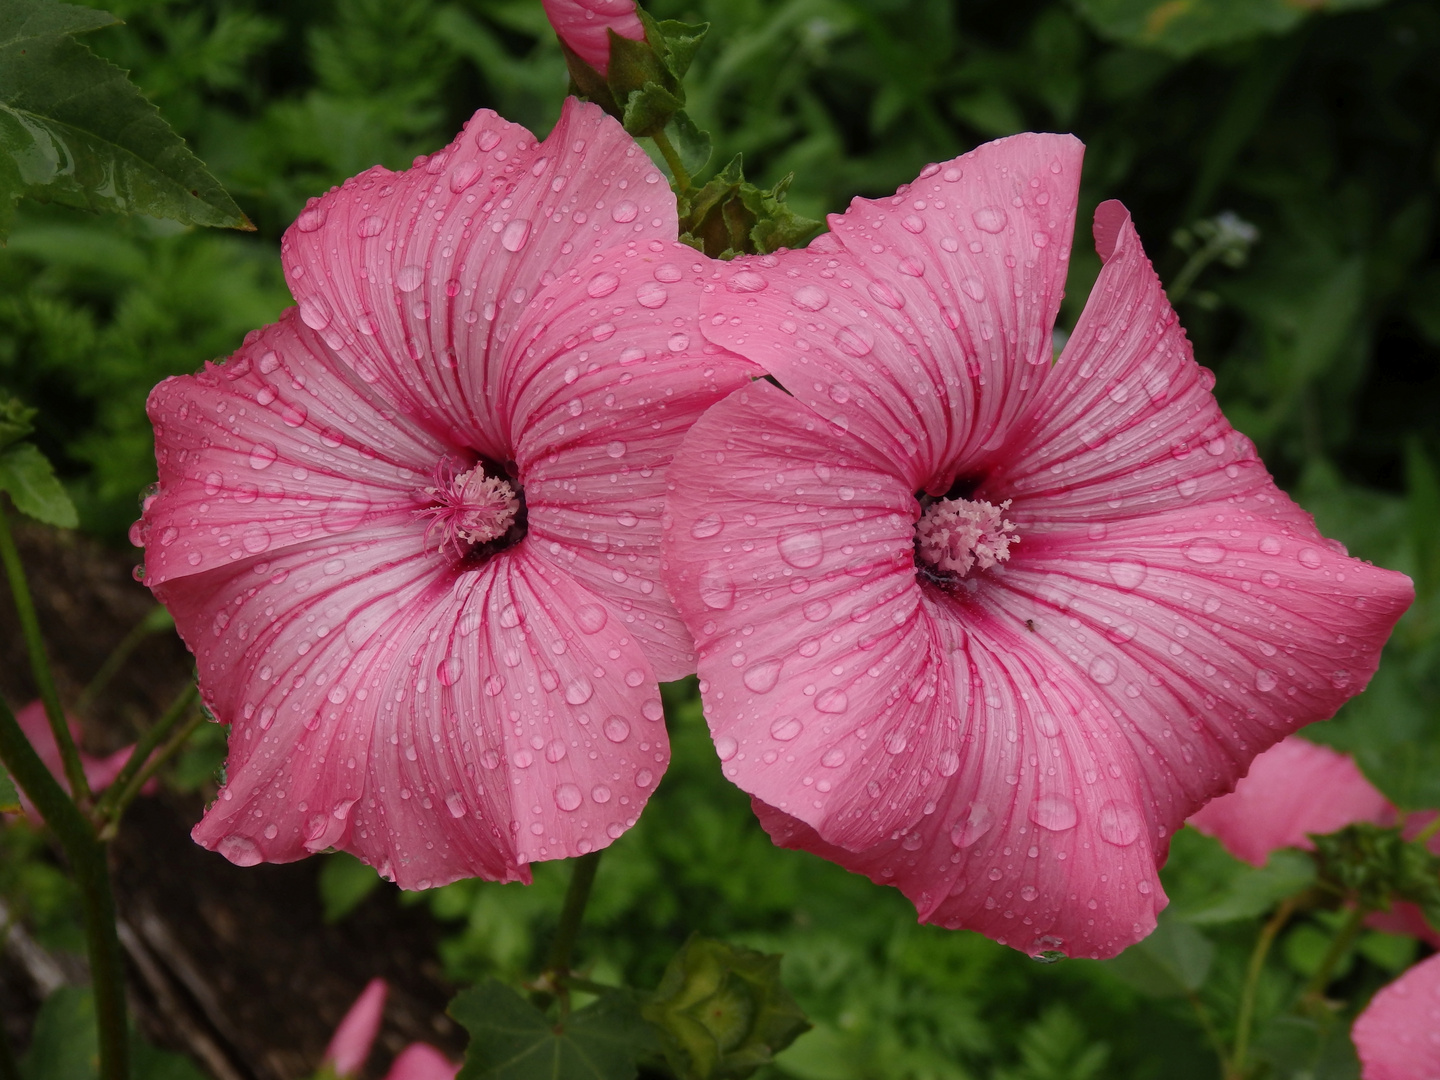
[449,160,483,192]
[445,793,466,818]
[972,206,1008,233]
[396,265,426,293]
[575,604,608,634]
[591,784,612,803]
[743,659,782,693]
[802,598,831,622]
[249,443,277,470]
[793,285,829,311]
[1098,801,1143,846]
[1184,538,1226,564]
[635,768,655,788]
[357,214,385,238]
[636,281,668,308]
[836,324,875,357]
[1030,794,1078,831]
[1106,557,1147,590]
[298,297,331,330]
[821,747,846,768]
[1088,656,1119,685]
[950,804,992,847]
[554,783,582,812]
[815,688,848,714]
[588,271,619,298]
[1297,547,1322,569]
[242,527,271,554]
[698,564,735,609]
[716,736,739,761]
[603,715,630,743]
[867,280,905,309]
[1259,535,1283,555]
[961,277,986,303]
[690,514,723,539]
[770,716,804,740]
[218,835,263,866]
[1255,669,1277,692]
[437,657,463,686]
[611,200,639,223]
[564,676,594,705]
[777,527,825,568]
[501,218,531,252]
[726,270,768,292]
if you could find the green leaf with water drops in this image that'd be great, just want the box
[0,441,77,527]
[0,0,250,240]
[451,978,650,1080]
[1072,0,1391,58]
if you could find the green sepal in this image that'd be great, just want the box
[650,17,709,82]
[661,110,712,179]
[451,978,653,1080]
[641,935,810,1080]
[620,80,684,140]
[0,441,78,527]
[1311,822,1440,930]
[0,395,37,451]
[678,156,822,260]
[0,758,19,815]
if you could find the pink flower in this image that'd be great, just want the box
[543,0,645,76]
[1188,735,1391,866]
[322,979,459,1080]
[662,134,1414,959]
[8,701,133,820]
[324,978,386,1078]
[1352,951,1440,1080]
[137,99,755,888]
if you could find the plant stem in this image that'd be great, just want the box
[547,850,603,977]
[76,607,172,717]
[92,681,198,829]
[1412,813,1440,847]
[0,698,128,1080]
[97,707,203,842]
[1300,904,1368,1007]
[0,501,90,805]
[1228,896,1296,1080]
[649,128,691,194]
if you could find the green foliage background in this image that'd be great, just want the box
[1,0,1438,1077]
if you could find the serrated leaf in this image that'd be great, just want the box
[739,173,822,255]
[0,395,36,450]
[1072,0,1390,58]
[0,0,250,239]
[0,441,77,527]
[652,19,709,81]
[620,81,683,138]
[451,979,649,1080]
[663,110,711,179]
[0,758,19,814]
[1102,915,1214,997]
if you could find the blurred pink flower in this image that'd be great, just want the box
[1352,950,1440,1080]
[322,979,459,1080]
[543,0,645,76]
[137,99,755,888]
[1188,735,1391,865]
[662,134,1414,959]
[9,700,132,820]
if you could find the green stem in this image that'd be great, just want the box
[0,699,128,1080]
[0,501,90,805]
[1168,233,1231,304]
[649,128,691,194]
[1300,904,1368,1007]
[532,850,604,1013]
[1184,989,1227,1069]
[1412,813,1440,847]
[92,681,198,829]
[1229,896,1297,1080]
[97,707,203,842]
[76,608,171,717]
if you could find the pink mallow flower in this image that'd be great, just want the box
[136,98,755,888]
[1352,950,1440,1080]
[543,0,645,76]
[1189,736,1440,946]
[322,979,459,1080]
[661,133,1414,959]
[9,701,133,821]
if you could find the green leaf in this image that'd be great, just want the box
[662,111,711,180]
[318,851,382,923]
[0,0,250,239]
[451,978,650,1080]
[18,985,207,1080]
[642,935,811,1080]
[739,173,823,255]
[0,395,37,450]
[0,757,19,814]
[1072,0,1390,58]
[1102,915,1213,997]
[1311,822,1440,922]
[620,81,683,139]
[651,19,709,82]
[1164,829,1316,925]
[0,441,78,527]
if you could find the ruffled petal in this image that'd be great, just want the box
[142,310,448,587]
[1187,736,1391,866]
[699,133,1082,492]
[665,381,954,851]
[1352,951,1440,1080]
[176,528,667,887]
[280,98,676,453]
[512,244,760,680]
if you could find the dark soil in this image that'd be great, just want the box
[1,519,466,1079]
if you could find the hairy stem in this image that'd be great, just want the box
[93,681,198,829]
[0,698,128,1080]
[0,502,90,805]
[1228,897,1297,1080]
[649,128,691,194]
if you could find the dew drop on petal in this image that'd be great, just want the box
[1255,669,1277,692]
[564,675,594,705]
[742,659,782,693]
[836,324,875,357]
[726,270,768,293]
[501,218,531,252]
[1183,538,1226,564]
[611,201,639,223]
[777,527,825,568]
[821,747,846,768]
[1030,794,1078,831]
[1088,656,1119,685]
[1106,557,1147,590]
[554,784,582,812]
[715,736,738,762]
[218,835,263,866]
[770,716,804,741]
[972,206,1008,233]
[574,604,608,634]
[814,689,848,714]
[396,265,425,293]
[950,803,992,848]
[793,285,829,311]
[602,715,630,743]
[1098,801,1143,847]
[587,271,620,298]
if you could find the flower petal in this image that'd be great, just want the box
[1352,951,1440,1080]
[141,309,448,587]
[542,0,644,75]
[325,978,386,1078]
[1187,736,1391,866]
[699,133,1082,491]
[512,245,760,680]
[385,1044,460,1080]
[281,98,676,452]
[175,526,667,888]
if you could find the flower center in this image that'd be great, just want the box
[416,460,522,557]
[914,496,1018,581]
